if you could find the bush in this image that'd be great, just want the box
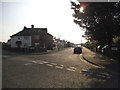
[113,36,120,44]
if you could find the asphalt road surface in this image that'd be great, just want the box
[2,48,119,88]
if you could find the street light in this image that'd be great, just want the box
[79,2,89,13]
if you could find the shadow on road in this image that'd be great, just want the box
[81,68,119,88]
[103,61,120,73]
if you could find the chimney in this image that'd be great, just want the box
[23,26,27,30]
[31,24,34,28]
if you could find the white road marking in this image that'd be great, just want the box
[51,63,57,65]
[55,66,63,69]
[60,64,64,67]
[79,71,82,73]
[24,63,32,65]
[32,61,37,63]
[96,74,103,77]
[38,62,44,64]
[46,64,53,67]
[82,69,87,71]
[66,68,76,72]
[107,76,111,79]
[69,67,76,70]
[42,61,49,64]
[31,60,80,72]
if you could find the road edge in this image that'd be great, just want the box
[79,54,104,68]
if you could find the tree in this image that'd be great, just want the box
[71,1,120,45]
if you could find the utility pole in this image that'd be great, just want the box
[58,32,61,39]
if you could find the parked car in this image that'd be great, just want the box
[97,45,103,53]
[101,45,111,56]
[111,44,120,59]
[102,45,108,52]
[73,46,82,54]
[111,44,120,51]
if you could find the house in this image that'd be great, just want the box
[53,37,68,50]
[46,33,54,50]
[7,25,53,51]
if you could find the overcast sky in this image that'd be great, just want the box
[1,0,87,44]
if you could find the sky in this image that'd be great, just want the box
[1,0,87,44]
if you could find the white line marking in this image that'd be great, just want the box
[38,62,44,64]
[69,67,76,70]
[79,71,82,73]
[107,76,111,79]
[51,63,57,65]
[66,68,76,72]
[82,69,88,72]
[46,64,53,67]
[43,61,49,64]
[24,63,32,65]
[55,66,63,69]
[32,61,37,63]
[60,64,64,67]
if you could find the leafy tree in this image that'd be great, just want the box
[71,1,120,45]
[113,36,120,44]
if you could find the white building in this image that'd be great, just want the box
[7,25,53,49]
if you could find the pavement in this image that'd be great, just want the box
[81,47,120,75]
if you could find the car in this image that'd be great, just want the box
[73,46,82,54]
[101,45,112,56]
[111,44,120,51]
[111,44,120,59]
[101,45,109,53]
[97,45,103,53]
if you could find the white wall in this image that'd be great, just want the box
[11,36,32,48]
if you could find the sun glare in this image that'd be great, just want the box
[79,7,84,13]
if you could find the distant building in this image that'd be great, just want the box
[7,25,53,51]
[53,37,68,50]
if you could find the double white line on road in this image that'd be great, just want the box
[25,60,78,72]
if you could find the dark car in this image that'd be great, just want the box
[111,44,120,58]
[97,45,103,53]
[101,45,109,53]
[73,46,82,54]
[101,45,111,56]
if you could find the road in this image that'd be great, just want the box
[2,47,119,88]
